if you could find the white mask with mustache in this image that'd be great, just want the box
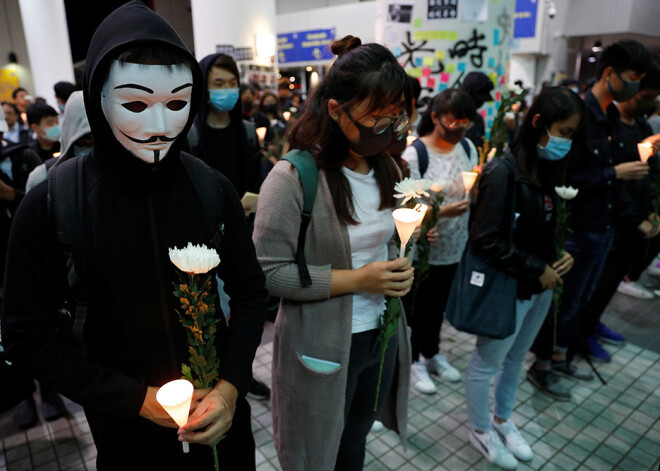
[101,60,193,163]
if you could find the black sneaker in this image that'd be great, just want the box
[247,378,271,401]
[13,397,38,430]
[526,367,571,401]
[41,393,68,421]
[551,360,594,383]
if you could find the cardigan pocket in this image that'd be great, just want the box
[295,352,344,378]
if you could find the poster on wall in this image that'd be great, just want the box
[377,0,514,141]
[0,68,19,102]
[388,1,414,24]
[513,0,538,38]
[427,0,458,19]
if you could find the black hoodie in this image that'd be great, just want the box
[1,1,267,465]
[189,53,262,197]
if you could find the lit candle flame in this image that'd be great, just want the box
[638,142,654,163]
[256,127,267,141]
[283,111,291,121]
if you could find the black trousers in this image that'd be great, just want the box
[335,328,398,471]
[405,264,458,362]
[579,228,639,337]
[89,395,255,470]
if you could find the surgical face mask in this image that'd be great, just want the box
[608,71,641,103]
[43,124,61,142]
[72,145,93,157]
[208,87,239,112]
[569,87,580,95]
[537,128,572,161]
[101,60,193,163]
[59,103,66,113]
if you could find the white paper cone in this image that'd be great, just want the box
[462,171,478,194]
[157,379,194,429]
[638,142,653,163]
[393,208,424,257]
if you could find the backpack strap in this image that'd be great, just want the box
[280,149,318,286]
[411,138,429,177]
[179,153,225,250]
[459,138,471,161]
[47,155,89,349]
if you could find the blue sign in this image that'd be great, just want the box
[513,0,538,39]
[277,28,336,64]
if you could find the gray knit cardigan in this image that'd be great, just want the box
[252,159,411,471]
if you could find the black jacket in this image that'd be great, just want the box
[471,152,555,299]
[189,53,262,197]
[1,1,267,465]
[566,91,619,233]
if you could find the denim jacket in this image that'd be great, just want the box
[566,91,619,233]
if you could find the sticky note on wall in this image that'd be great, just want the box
[423,56,434,67]
[488,57,495,68]
[445,63,456,73]
[422,67,432,77]
[414,57,423,67]
[439,83,448,91]
[495,91,502,100]
[427,77,436,88]
[414,18,422,28]
[493,29,500,46]
[440,73,450,83]
[457,62,466,72]
[436,50,446,60]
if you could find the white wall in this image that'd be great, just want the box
[0,0,33,101]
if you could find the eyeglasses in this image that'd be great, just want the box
[440,116,474,130]
[346,109,410,136]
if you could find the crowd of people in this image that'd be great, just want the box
[0,2,659,470]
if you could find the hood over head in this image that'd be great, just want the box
[83,0,202,181]
[461,71,494,108]
[194,53,243,132]
[58,91,90,160]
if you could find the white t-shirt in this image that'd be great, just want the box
[342,166,395,334]
[402,138,477,265]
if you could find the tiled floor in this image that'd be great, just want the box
[2,289,659,470]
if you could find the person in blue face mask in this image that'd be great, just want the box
[185,53,271,402]
[186,53,262,210]
[464,86,584,469]
[26,102,61,162]
[530,40,652,390]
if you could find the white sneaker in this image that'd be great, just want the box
[370,420,385,433]
[469,429,518,470]
[617,281,654,300]
[647,260,660,277]
[410,361,437,394]
[426,354,461,382]
[491,417,533,462]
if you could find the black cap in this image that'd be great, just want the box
[53,81,75,101]
[460,71,494,104]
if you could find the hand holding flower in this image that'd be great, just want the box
[552,251,574,277]
[426,227,439,245]
[538,265,563,290]
[356,258,414,297]
[178,380,238,447]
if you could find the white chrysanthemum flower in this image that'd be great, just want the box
[169,242,220,274]
[505,111,516,121]
[394,177,433,205]
[507,83,524,95]
[555,186,579,200]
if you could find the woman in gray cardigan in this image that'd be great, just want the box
[252,36,414,471]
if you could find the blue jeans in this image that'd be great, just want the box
[465,290,553,431]
[534,230,614,360]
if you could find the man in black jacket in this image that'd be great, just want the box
[530,40,651,396]
[0,2,267,469]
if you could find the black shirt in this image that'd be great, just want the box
[205,120,241,188]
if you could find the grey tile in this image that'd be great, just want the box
[594,444,624,465]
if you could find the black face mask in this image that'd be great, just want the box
[386,133,407,155]
[347,119,394,156]
[437,122,466,145]
[262,104,277,115]
[242,100,253,113]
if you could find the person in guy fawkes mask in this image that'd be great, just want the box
[0,2,268,469]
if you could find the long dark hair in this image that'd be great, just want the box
[417,89,477,137]
[288,35,412,225]
[512,86,585,190]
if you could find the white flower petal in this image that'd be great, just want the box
[169,242,220,274]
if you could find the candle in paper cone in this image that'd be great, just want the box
[638,142,654,163]
[256,127,267,141]
[157,379,193,426]
[157,379,193,453]
[406,134,417,146]
[283,111,291,121]
[413,203,429,227]
[462,171,479,193]
[393,208,424,257]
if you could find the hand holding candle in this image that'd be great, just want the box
[157,379,194,453]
